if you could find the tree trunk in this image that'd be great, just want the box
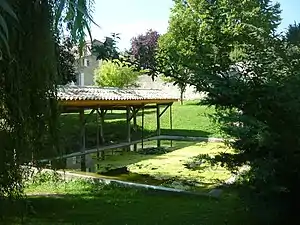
[179,84,186,105]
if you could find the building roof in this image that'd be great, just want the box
[58,85,178,108]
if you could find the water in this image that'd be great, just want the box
[98,167,168,186]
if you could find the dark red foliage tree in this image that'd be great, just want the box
[130,29,160,77]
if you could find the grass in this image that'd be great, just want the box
[142,101,218,137]
[2,179,252,225]
[7,101,247,224]
[57,101,220,154]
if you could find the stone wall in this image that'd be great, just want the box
[77,58,204,101]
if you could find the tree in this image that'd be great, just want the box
[0,0,94,200]
[128,30,190,104]
[130,29,160,77]
[162,76,187,105]
[286,22,300,45]
[56,37,76,85]
[157,33,190,105]
[162,0,300,222]
[93,33,120,61]
[94,60,140,88]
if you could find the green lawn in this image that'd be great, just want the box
[135,101,218,137]
[5,102,248,224]
[2,179,252,225]
[58,101,220,154]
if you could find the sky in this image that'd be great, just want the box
[90,0,300,51]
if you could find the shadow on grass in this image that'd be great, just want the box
[61,109,156,121]
[57,114,213,156]
[104,109,156,120]
[184,100,203,106]
[161,128,212,137]
[1,184,251,225]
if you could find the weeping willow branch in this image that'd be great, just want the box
[0,0,95,199]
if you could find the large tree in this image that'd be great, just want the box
[163,0,300,222]
[129,29,160,77]
[0,0,94,199]
[129,30,190,104]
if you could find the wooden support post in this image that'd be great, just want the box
[126,106,131,151]
[142,106,144,150]
[100,109,105,144]
[96,109,100,169]
[170,104,173,148]
[133,107,138,151]
[156,104,161,148]
[96,109,100,152]
[100,109,105,159]
[96,109,106,159]
[79,109,86,172]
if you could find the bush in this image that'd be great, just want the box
[94,60,140,88]
[29,171,62,186]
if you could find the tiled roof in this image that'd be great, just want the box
[57,85,178,101]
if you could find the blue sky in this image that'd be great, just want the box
[91,0,300,51]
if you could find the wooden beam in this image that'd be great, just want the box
[84,109,96,123]
[129,107,140,121]
[157,135,224,142]
[142,106,145,150]
[133,107,138,151]
[59,104,165,113]
[39,136,160,162]
[156,104,161,148]
[159,104,171,118]
[59,99,178,107]
[170,105,173,148]
[96,109,100,168]
[100,109,106,144]
[96,110,100,150]
[126,106,131,151]
[96,109,106,159]
[79,109,86,172]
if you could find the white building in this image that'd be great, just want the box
[73,39,203,101]
[75,39,102,86]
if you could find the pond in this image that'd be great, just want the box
[61,142,233,191]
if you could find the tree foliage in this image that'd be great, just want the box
[128,30,190,104]
[286,22,300,45]
[0,0,94,200]
[129,29,160,77]
[94,60,140,88]
[93,33,120,61]
[56,37,76,85]
[163,0,300,221]
[157,33,191,105]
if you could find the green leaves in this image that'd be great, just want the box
[163,2,300,213]
[54,0,97,55]
[94,60,141,88]
[54,0,66,29]
[0,15,8,41]
[0,0,18,21]
[0,0,18,58]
